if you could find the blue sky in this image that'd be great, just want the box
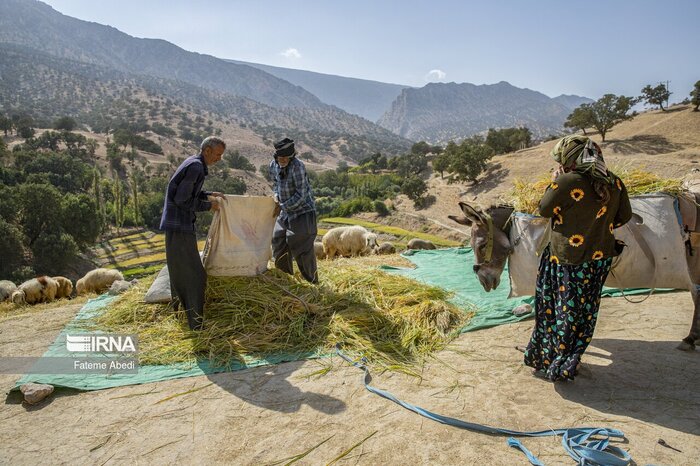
[42,0,699,101]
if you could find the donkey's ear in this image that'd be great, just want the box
[458,202,487,225]
[448,214,472,226]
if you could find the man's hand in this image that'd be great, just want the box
[273,202,281,218]
[210,192,225,199]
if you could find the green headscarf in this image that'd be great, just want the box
[551,135,614,185]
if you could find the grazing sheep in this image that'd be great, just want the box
[11,276,59,305]
[322,226,378,259]
[0,280,17,302]
[314,241,326,260]
[407,238,437,250]
[53,276,73,299]
[375,242,396,255]
[76,268,124,295]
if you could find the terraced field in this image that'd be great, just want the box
[96,218,458,278]
[95,230,205,279]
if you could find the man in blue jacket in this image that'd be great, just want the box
[160,136,225,330]
[269,138,318,284]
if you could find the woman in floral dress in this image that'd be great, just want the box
[524,135,632,381]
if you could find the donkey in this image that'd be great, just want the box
[449,194,700,351]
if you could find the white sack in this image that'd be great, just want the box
[508,194,692,297]
[202,195,276,277]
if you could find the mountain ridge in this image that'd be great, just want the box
[228,60,409,121]
[378,81,593,143]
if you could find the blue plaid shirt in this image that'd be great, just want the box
[269,157,315,220]
[159,154,212,232]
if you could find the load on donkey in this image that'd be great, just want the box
[449,188,700,351]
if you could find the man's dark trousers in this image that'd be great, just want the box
[272,211,318,283]
[165,230,206,330]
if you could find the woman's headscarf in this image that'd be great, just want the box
[551,135,614,185]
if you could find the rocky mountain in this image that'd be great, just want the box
[229,60,409,121]
[0,43,411,160]
[378,81,593,143]
[552,94,594,111]
[0,0,324,109]
[0,0,412,159]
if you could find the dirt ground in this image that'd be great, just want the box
[0,290,698,465]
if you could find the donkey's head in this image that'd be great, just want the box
[448,202,514,292]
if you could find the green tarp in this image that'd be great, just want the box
[14,295,322,391]
[382,248,535,332]
[14,247,664,391]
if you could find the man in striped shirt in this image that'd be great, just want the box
[269,138,318,283]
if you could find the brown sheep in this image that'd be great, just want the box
[407,238,436,250]
[11,276,59,305]
[375,242,396,255]
[53,276,73,299]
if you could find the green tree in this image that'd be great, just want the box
[53,116,77,131]
[18,183,64,247]
[445,137,495,183]
[587,94,637,142]
[62,194,103,247]
[690,80,700,112]
[401,176,427,202]
[0,218,25,278]
[485,127,532,154]
[411,141,432,156]
[564,106,595,135]
[18,126,35,139]
[396,152,428,178]
[431,152,451,179]
[31,232,78,276]
[0,116,12,136]
[641,84,671,111]
[226,150,255,171]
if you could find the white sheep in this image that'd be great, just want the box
[375,242,396,255]
[76,268,124,295]
[314,241,326,260]
[407,238,436,250]
[322,225,378,259]
[0,280,17,302]
[53,276,73,299]
[11,276,59,305]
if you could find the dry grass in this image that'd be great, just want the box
[507,168,686,215]
[85,261,472,375]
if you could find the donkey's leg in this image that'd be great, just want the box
[677,284,699,351]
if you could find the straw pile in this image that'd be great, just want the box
[87,263,472,374]
[507,168,686,214]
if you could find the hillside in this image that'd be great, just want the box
[387,105,700,236]
[0,43,411,162]
[378,81,593,143]
[0,0,323,109]
[230,60,409,122]
[0,0,412,161]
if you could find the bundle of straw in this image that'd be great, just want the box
[88,263,471,374]
[506,168,685,215]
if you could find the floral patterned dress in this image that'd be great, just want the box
[523,171,631,381]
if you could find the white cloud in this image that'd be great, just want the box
[426,69,447,81]
[281,48,302,59]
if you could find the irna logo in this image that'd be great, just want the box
[66,334,138,353]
